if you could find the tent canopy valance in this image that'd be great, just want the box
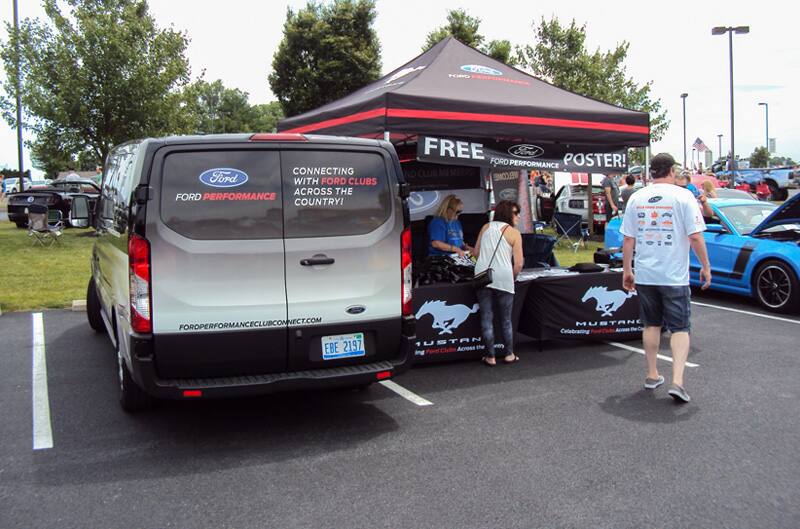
[278,37,650,148]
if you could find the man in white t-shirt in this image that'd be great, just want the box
[620,153,712,403]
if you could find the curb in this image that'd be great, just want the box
[71,300,87,312]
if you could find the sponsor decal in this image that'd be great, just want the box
[646,241,655,245]
[175,192,276,202]
[27,196,34,203]
[650,211,659,218]
[507,144,544,158]
[648,196,663,204]
[408,191,441,216]
[386,65,426,84]
[415,299,479,335]
[498,188,517,201]
[637,212,646,218]
[661,211,673,217]
[461,64,503,76]
[581,286,638,317]
[199,168,249,188]
[178,317,323,331]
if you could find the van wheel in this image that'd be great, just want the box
[118,349,156,412]
[86,279,104,332]
[753,260,800,313]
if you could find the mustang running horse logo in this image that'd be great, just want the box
[581,286,637,317]
[415,300,480,335]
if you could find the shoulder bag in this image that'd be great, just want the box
[473,225,509,290]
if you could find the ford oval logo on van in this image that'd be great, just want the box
[198,168,249,188]
[508,144,544,158]
[460,64,502,76]
[346,305,366,315]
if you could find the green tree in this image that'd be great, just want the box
[770,155,796,167]
[749,146,769,168]
[180,79,260,134]
[516,17,668,142]
[269,0,381,117]
[0,0,190,172]
[423,9,515,65]
[251,102,285,133]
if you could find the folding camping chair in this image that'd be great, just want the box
[27,204,63,247]
[552,211,588,252]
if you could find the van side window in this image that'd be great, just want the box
[101,154,122,221]
[282,151,391,238]
[160,150,283,240]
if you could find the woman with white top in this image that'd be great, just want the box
[473,200,524,366]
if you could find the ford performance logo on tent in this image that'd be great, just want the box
[508,144,544,158]
[199,168,249,188]
[460,64,502,76]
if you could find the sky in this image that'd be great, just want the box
[1,0,798,177]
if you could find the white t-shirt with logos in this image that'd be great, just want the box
[620,183,706,286]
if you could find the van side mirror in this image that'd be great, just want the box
[705,223,728,234]
[70,194,91,229]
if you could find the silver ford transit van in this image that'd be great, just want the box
[86,134,414,411]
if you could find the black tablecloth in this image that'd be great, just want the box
[413,281,532,363]
[517,270,642,341]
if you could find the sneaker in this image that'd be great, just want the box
[668,384,691,403]
[644,375,665,390]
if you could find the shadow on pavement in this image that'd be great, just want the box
[599,389,699,424]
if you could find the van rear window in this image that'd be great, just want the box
[160,151,283,240]
[282,151,391,238]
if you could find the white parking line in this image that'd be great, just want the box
[32,312,54,450]
[606,341,699,368]
[379,380,433,406]
[691,301,800,324]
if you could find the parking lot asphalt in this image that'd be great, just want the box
[1,294,799,529]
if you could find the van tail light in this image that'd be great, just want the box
[129,234,152,334]
[401,227,413,316]
[249,133,307,141]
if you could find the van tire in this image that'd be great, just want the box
[118,349,156,412]
[86,279,104,332]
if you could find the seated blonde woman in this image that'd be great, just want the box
[428,194,474,257]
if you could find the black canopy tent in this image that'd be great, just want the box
[278,37,650,148]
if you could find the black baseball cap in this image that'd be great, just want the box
[650,153,677,178]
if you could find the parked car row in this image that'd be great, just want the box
[6,179,100,228]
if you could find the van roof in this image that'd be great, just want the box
[155,133,389,148]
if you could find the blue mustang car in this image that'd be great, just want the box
[605,192,800,312]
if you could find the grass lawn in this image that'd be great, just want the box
[0,220,94,312]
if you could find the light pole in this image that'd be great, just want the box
[680,93,688,168]
[758,102,769,166]
[13,0,24,183]
[712,25,749,187]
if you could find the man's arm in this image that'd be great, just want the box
[622,235,636,292]
[689,232,712,289]
[604,184,618,214]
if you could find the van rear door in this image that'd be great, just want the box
[148,148,288,378]
[281,147,402,371]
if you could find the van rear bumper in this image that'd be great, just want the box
[127,326,414,399]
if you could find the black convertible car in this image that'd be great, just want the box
[7,179,100,228]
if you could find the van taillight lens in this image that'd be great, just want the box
[249,133,307,141]
[402,227,413,316]
[129,234,152,334]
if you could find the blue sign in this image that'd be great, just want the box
[198,168,249,188]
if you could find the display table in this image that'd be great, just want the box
[517,269,642,341]
[412,281,532,363]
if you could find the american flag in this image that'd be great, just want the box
[692,137,709,152]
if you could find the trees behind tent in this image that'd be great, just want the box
[269,0,382,118]
[423,9,515,65]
